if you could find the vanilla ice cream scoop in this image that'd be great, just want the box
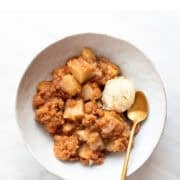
[102,76,135,113]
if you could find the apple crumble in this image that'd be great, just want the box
[33,47,138,166]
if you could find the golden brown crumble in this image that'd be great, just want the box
[54,135,79,161]
[32,47,139,166]
[92,57,120,85]
[35,98,64,134]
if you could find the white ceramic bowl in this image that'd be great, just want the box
[16,33,167,180]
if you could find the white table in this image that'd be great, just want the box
[0,12,179,180]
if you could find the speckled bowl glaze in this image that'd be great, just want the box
[16,33,167,180]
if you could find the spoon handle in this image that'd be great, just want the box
[121,122,137,180]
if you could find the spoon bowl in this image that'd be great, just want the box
[127,91,148,123]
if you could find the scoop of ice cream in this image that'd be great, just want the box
[102,76,135,113]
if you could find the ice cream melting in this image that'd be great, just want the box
[102,76,135,113]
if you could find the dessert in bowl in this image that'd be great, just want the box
[16,33,166,180]
[33,47,139,166]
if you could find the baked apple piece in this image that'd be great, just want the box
[76,130,104,151]
[62,123,76,134]
[67,57,96,84]
[81,82,102,101]
[81,47,96,62]
[60,74,81,96]
[79,144,104,165]
[63,99,84,121]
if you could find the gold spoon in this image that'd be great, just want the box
[121,91,148,180]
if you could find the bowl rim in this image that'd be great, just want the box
[15,32,167,180]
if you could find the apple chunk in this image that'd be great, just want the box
[60,74,81,96]
[67,57,96,84]
[81,47,96,62]
[81,82,102,101]
[63,99,84,121]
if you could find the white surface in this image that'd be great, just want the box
[16,33,166,180]
[0,12,179,180]
[1,0,180,11]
